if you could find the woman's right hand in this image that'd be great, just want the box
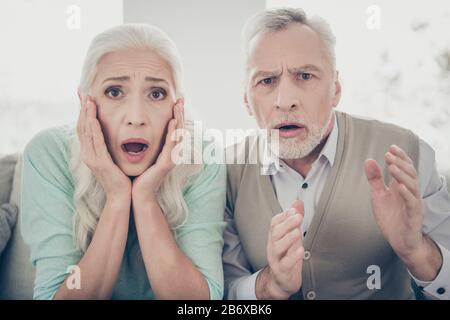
[77,95,132,201]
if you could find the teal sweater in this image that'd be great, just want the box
[20,126,227,300]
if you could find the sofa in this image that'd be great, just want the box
[0,152,449,300]
[0,154,35,299]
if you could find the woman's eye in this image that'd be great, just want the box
[299,73,313,81]
[105,87,123,99]
[149,88,167,100]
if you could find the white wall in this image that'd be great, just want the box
[0,0,123,154]
[124,0,265,132]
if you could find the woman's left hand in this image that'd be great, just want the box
[132,99,185,205]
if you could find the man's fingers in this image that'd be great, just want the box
[291,200,304,218]
[385,151,417,180]
[364,159,387,193]
[390,145,413,164]
[271,213,303,241]
[272,227,302,259]
[388,164,420,198]
[397,182,418,212]
[270,211,291,230]
[278,241,304,271]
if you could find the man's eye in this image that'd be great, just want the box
[299,73,313,81]
[105,87,123,99]
[259,77,274,85]
[149,88,167,100]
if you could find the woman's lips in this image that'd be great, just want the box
[120,138,150,164]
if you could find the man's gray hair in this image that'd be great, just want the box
[242,8,337,74]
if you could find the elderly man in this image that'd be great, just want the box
[223,8,450,300]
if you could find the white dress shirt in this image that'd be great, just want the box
[225,116,450,300]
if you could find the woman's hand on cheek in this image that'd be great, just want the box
[131,99,185,205]
[77,96,132,202]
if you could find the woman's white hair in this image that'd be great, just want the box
[242,8,337,76]
[70,23,201,252]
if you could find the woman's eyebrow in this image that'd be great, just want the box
[102,76,129,84]
[145,76,169,85]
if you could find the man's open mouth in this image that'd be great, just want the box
[273,122,306,138]
[274,122,305,131]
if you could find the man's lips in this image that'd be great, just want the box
[273,122,306,138]
[273,122,305,130]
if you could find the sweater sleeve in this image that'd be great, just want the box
[20,127,83,300]
[175,162,227,300]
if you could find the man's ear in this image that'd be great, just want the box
[244,93,253,116]
[332,71,342,108]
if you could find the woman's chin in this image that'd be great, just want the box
[119,163,147,178]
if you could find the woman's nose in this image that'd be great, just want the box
[125,99,148,126]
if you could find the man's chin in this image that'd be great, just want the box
[278,140,318,160]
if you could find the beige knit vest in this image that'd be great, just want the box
[226,111,419,299]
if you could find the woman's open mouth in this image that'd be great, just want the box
[274,122,306,138]
[120,138,149,163]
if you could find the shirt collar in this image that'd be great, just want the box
[261,113,339,176]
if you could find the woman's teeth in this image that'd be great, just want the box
[122,143,148,154]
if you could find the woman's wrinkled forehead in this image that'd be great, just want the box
[92,48,177,90]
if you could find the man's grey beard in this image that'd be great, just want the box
[268,112,333,160]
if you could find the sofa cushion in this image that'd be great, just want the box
[9,154,22,209]
[0,154,19,255]
[0,155,35,299]
[0,154,18,204]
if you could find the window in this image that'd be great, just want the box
[268,0,450,174]
[0,0,122,154]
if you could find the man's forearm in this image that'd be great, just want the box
[256,266,290,300]
[55,197,131,299]
[403,236,443,282]
[133,200,210,299]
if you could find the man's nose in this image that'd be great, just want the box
[275,78,299,111]
[125,97,148,127]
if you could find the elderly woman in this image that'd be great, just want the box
[20,24,226,300]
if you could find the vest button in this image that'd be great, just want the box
[302,182,308,189]
[437,287,446,295]
[303,250,311,261]
[306,291,316,300]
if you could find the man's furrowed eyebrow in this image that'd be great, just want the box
[288,64,322,74]
[251,70,282,81]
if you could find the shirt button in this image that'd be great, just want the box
[306,291,316,300]
[303,250,311,261]
[437,287,446,295]
[302,182,308,189]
